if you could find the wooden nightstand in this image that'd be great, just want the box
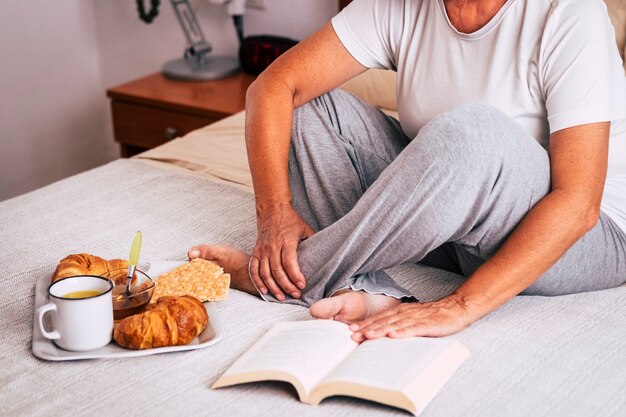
[106,72,255,157]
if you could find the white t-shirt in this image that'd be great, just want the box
[332,0,626,233]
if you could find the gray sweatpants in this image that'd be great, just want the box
[264,89,626,306]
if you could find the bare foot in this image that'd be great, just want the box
[309,290,401,324]
[188,244,258,296]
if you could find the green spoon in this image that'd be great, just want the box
[125,231,143,295]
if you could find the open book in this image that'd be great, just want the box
[212,320,469,415]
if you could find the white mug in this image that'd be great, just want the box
[37,276,114,352]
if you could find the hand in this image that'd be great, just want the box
[349,296,474,342]
[250,204,315,301]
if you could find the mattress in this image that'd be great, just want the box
[1,156,625,417]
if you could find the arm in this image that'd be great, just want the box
[352,121,609,340]
[246,23,367,300]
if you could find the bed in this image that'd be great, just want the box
[2,1,626,416]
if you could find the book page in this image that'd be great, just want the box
[309,337,469,414]
[318,337,460,391]
[214,320,357,398]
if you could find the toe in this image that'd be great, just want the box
[187,245,215,260]
[187,246,203,259]
[310,297,343,320]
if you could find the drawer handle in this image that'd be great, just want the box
[164,127,179,140]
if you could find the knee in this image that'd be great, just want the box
[292,91,339,145]
[413,103,513,165]
[293,89,354,126]
[293,97,326,132]
[293,88,372,131]
[294,91,332,119]
[418,103,503,145]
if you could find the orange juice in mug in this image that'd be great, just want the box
[37,276,113,351]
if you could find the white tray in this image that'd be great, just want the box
[32,260,223,361]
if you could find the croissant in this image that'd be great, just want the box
[113,296,208,350]
[51,253,128,284]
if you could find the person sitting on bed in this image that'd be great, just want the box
[189,0,626,342]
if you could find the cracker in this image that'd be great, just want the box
[152,258,230,302]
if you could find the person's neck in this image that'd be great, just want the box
[443,0,508,33]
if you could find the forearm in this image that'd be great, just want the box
[452,190,600,320]
[244,23,366,217]
[241,23,370,295]
[245,77,296,213]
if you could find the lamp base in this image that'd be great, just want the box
[162,55,240,82]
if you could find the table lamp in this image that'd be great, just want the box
[136,0,245,81]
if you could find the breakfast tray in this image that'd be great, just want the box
[32,260,223,361]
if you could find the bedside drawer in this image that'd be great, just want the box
[111,101,217,149]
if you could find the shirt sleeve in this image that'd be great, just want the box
[540,0,626,134]
[331,0,400,70]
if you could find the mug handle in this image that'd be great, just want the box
[37,303,61,340]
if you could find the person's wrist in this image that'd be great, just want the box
[447,291,495,325]
[255,200,293,218]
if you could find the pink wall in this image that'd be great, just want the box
[0,1,115,201]
[0,0,337,201]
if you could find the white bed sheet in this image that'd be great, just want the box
[2,158,625,417]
